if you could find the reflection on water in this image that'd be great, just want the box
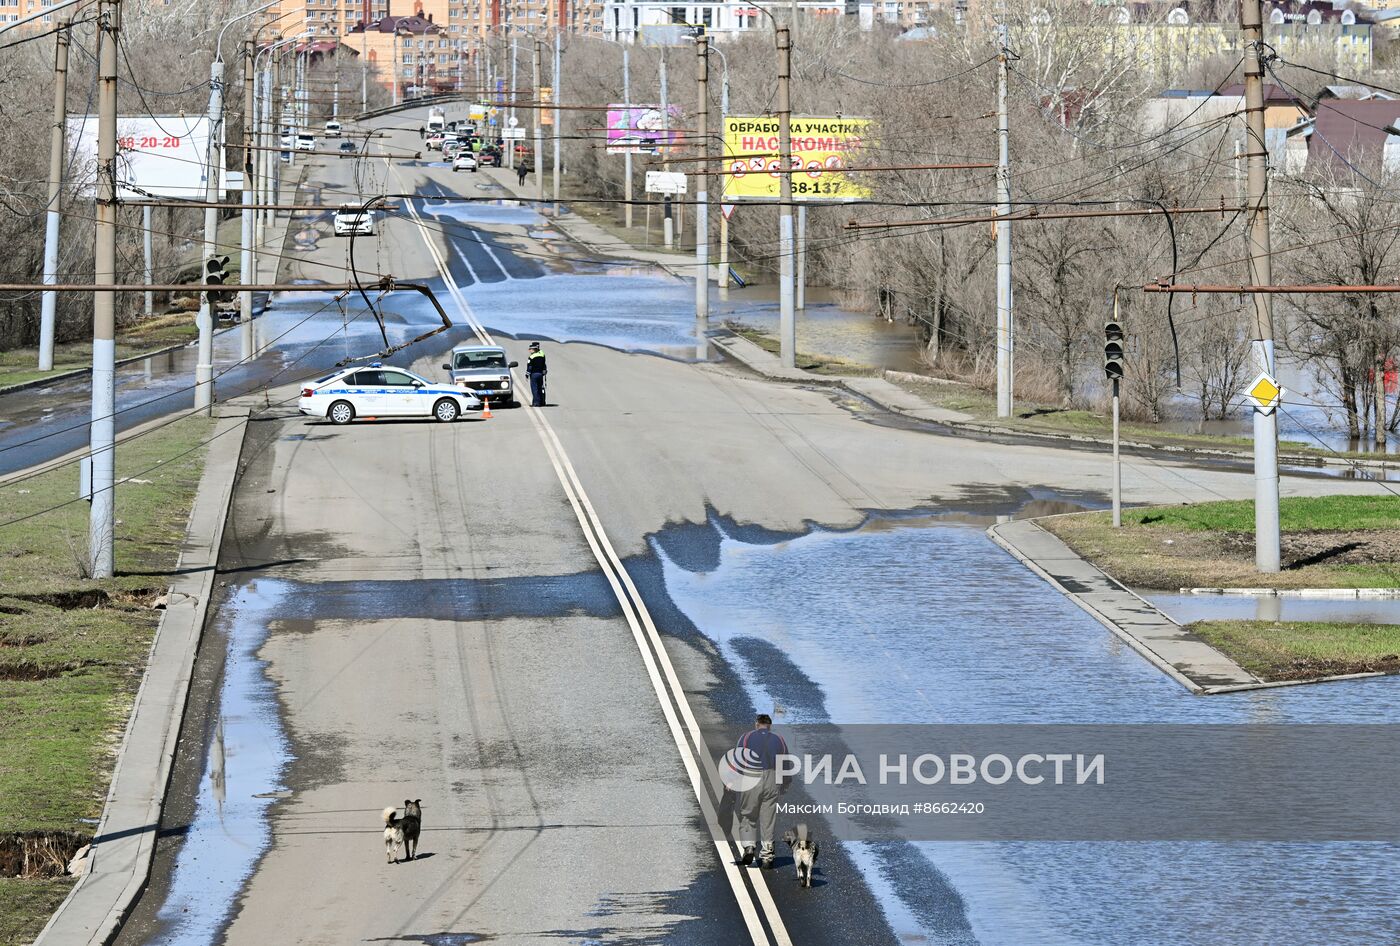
[153,580,293,945]
[724,300,925,374]
[1150,593,1400,626]
[657,519,1400,945]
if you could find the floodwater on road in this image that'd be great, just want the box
[149,579,293,945]
[656,516,1400,945]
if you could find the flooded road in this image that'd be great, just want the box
[654,514,1400,945]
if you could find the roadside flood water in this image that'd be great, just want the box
[150,580,292,945]
[656,517,1400,945]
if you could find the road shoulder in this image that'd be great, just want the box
[34,405,250,946]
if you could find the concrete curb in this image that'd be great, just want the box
[34,404,250,946]
[986,518,1260,695]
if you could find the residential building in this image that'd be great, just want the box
[347,12,454,95]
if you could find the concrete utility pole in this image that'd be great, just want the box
[196,57,225,412]
[777,26,795,368]
[1242,0,1281,572]
[796,204,807,310]
[143,205,153,315]
[623,46,633,230]
[39,16,71,371]
[695,35,709,332]
[714,44,729,300]
[241,39,256,355]
[533,39,544,202]
[552,31,561,215]
[660,53,672,248]
[995,21,1014,418]
[90,0,120,580]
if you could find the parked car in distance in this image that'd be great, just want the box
[296,133,315,151]
[332,205,374,237]
[442,141,463,160]
[338,140,357,153]
[453,152,477,172]
[477,148,500,167]
[325,120,342,137]
[300,364,480,424]
[442,345,518,406]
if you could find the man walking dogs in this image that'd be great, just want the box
[526,341,548,407]
[737,713,788,868]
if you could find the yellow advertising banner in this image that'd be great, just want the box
[722,116,871,201]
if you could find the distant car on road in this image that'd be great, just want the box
[452,152,477,172]
[442,345,518,406]
[477,148,500,167]
[332,205,375,237]
[338,140,357,153]
[296,133,315,151]
[325,120,342,138]
[300,365,480,425]
[442,141,463,160]
[425,133,445,151]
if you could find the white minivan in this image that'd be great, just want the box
[296,133,315,151]
[325,120,342,138]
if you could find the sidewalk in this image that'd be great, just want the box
[34,404,250,946]
[986,518,1262,695]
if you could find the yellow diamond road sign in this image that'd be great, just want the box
[1246,372,1281,413]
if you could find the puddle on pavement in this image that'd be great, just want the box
[652,510,1400,946]
[152,579,293,944]
[1149,593,1400,625]
[365,935,491,945]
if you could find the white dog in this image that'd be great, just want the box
[783,823,820,888]
[382,806,405,864]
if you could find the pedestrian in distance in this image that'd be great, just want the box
[517,162,529,188]
[526,341,547,407]
[418,125,426,138]
[736,713,788,869]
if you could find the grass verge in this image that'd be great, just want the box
[1043,497,1400,591]
[1191,620,1400,681]
[0,315,199,391]
[0,415,214,943]
[0,880,71,946]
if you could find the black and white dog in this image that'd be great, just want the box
[783,823,820,888]
[382,800,423,864]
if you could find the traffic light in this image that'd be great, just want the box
[1104,320,1125,381]
[205,255,231,305]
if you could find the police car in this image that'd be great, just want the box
[299,364,481,425]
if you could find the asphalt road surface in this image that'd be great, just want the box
[79,109,1389,945]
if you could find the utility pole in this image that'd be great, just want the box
[39,16,71,372]
[623,46,633,230]
[533,39,543,203]
[777,25,795,368]
[660,52,671,248]
[695,35,709,333]
[718,53,729,300]
[196,55,225,412]
[796,204,807,310]
[90,0,120,580]
[1242,0,1281,572]
[240,39,256,357]
[552,31,561,215]
[995,21,1014,418]
[143,205,153,316]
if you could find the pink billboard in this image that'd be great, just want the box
[606,104,684,154]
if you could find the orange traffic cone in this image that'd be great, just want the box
[481,395,492,419]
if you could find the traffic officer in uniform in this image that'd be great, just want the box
[526,341,547,407]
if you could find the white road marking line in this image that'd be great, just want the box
[395,164,793,946]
